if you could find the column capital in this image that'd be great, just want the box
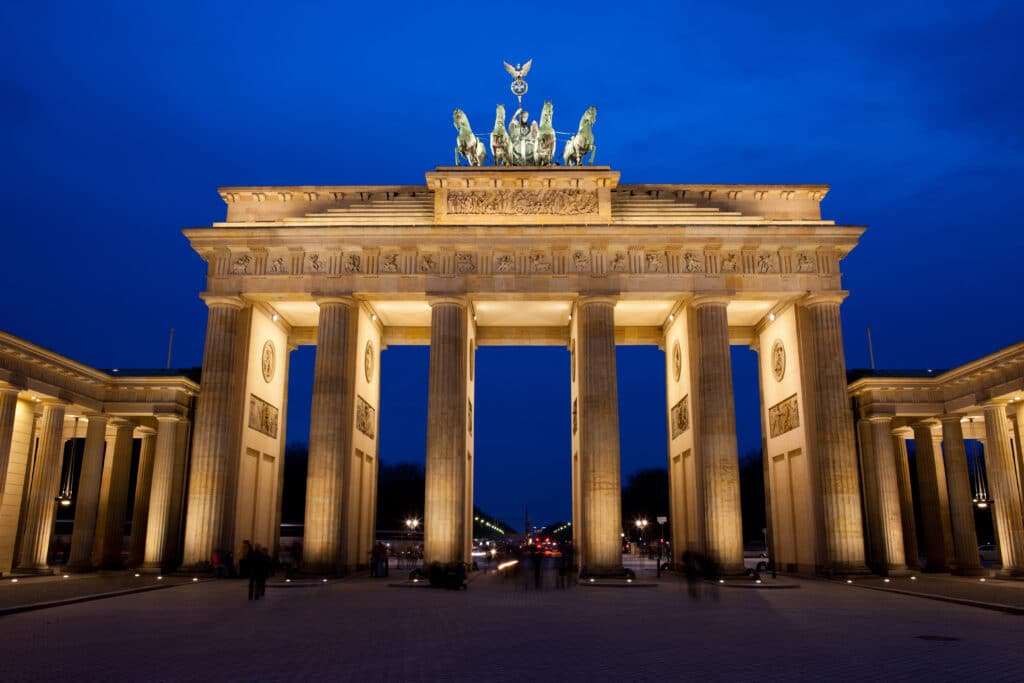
[866,415,894,425]
[108,417,136,431]
[938,413,967,425]
[426,295,469,308]
[315,295,356,307]
[981,399,1010,411]
[199,294,245,309]
[690,295,731,308]
[912,418,941,432]
[154,413,184,424]
[576,294,618,308]
[82,411,108,421]
[0,380,24,396]
[891,426,914,438]
[135,426,158,437]
[802,291,849,307]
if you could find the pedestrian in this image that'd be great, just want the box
[530,544,543,590]
[248,545,269,600]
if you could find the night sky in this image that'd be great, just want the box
[3,1,1022,528]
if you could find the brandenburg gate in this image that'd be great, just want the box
[181,165,870,577]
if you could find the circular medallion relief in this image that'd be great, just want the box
[672,341,682,382]
[364,341,375,383]
[261,340,275,383]
[771,339,786,382]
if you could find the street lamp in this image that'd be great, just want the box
[635,518,648,547]
[405,517,419,532]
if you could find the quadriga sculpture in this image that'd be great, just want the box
[453,108,486,166]
[536,101,556,166]
[563,106,597,166]
[490,104,513,166]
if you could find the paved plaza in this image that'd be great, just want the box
[0,568,1021,682]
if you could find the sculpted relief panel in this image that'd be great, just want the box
[447,189,599,215]
[670,395,690,439]
[356,396,376,439]
[248,395,279,439]
[768,394,799,439]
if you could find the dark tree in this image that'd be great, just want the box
[621,468,669,540]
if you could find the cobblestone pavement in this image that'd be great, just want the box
[0,573,193,613]
[0,570,1021,682]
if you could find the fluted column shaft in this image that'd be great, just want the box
[424,299,468,566]
[577,298,624,576]
[912,422,953,571]
[866,418,907,572]
[16,403,66,571]
[67,415,109,571]
[141,417,182,570]
[892,431,920,568]
[983,403,1024,575]
[939,417,983,573]
[805,297,867,571]
[860,419,909,573]
[128,429,157,567]
[0,385,20,508]
[303,298,356,572]
[692,299,743,574]
[182,297,245,567]
[94,421,135,568]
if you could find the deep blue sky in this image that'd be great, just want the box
[2,1,1022,527]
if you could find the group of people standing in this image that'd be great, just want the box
[211,540,273,600]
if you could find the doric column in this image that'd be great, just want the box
[862,417,907,573]
[691,297,743,575]
[982,402,1024,575]
[424,297,469,566]
[939,416,983,574]
[93,420,135,568]
[856,418,885,569]
[141,415,184,571]
[804,294,867,572]
[16,402,66,572]
[303,297,356,572]
[182,296,245,568]
[67,414,109,571]
[128,427,157,567]
[0,383,21,508]
[911,421,953,571]
[576,296,625,577]
[891,429,920,569]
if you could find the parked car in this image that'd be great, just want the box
[744,551,769,573]
[979,543,998,563]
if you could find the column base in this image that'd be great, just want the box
[300,563,345,577]
[579,564,630,580]
[65,561,96,573]
[951,565,988,577]
[817,563,873,577]
[995,567,1024,580]
[138,562,167,575]
[878,566,914,578]
[12,565,54,576]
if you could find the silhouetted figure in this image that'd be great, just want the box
[530,545,543,590]
[682,550,703,599]
[249,545,270,600]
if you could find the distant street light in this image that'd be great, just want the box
[635,518,648,545]
[405,517,420,532]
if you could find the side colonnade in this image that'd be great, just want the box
[850,343,1024,577]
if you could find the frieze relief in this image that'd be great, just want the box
[356,395,376,439]
[756,253,779,273]
[494,254,515,273]
[684,252,704,273]
[342,253,361,274]
[768,394,799,439]
[609,252,628,272]
[305,252,325,274]
[380,253,400,273]
[248,394,279,439]
[670,395,690,439]
[231,254,252,274]
[269,256,288,274]
[456,252,477,274]
[720,252,739,272]
[446,189,599,215]
[646,251,666,273]
[796,253,817,273]
[418,253,438,273]
[572,250,591,272]
[529,253,553,273]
